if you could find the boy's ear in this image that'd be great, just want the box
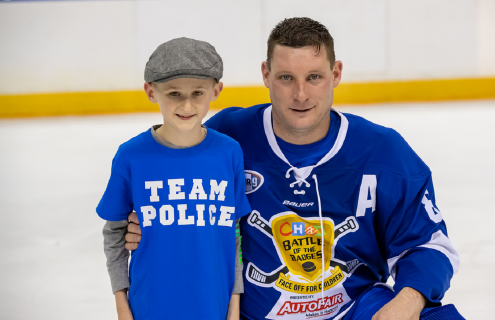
[144,82,157,103]
[211,81,224,102]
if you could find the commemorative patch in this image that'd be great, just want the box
[246,210,361,319]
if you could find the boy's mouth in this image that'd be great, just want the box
[176,114,195,120]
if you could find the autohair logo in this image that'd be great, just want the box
[277,294,343,316]
[245,170,264,194]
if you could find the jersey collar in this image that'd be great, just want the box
[262,105,349,169]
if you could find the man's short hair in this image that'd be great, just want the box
[267,17,336,70]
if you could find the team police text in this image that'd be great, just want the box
[140,179,234,227]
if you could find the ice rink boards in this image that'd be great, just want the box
[0,100,494,319]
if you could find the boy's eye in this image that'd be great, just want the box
[309,74,320,80]
[281,75,292,81]
[169,92,180,97]
[193,91,203,96]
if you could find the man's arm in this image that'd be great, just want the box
[372,171,459,319]
[372,287,426,320]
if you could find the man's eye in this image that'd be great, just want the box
[282,75,291,81]
[309,74,320,80]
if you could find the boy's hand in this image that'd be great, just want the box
[125,212,142,251]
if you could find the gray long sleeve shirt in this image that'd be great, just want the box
[102,125,244,294]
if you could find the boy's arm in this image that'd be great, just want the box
[115,289,134,320]
[226,293,240,320]
[103,220,130,293]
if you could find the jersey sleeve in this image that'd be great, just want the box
[379,173,460,305]
[233,143,252,220]
[96,150,134,221]
[205,107,243,137]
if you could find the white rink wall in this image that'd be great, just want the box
[0,101,494,319]
[1,0,495,94]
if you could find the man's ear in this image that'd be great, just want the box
[211,81,224,102]
[144,82,157,103]
[332,60,343,88]
[261,61,271,89]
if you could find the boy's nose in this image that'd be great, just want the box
[181,99,193,112]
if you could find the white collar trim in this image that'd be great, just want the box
[262,105,349,170]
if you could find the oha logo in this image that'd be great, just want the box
[245,170,264,194]
[279,222,321,237]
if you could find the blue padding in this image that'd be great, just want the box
[343,286,466,320]
[420,304,465,320]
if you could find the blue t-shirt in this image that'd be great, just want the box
[275,110,341,168]
[97,128,252,320]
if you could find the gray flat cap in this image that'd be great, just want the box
[144,37,223,83]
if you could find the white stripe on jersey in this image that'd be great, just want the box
[387,230,460,280]
[419,230,460,275]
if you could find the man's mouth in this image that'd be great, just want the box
[176,114,195,120]
[290,106,315,113]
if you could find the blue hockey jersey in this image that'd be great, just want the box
[205,104,459,320]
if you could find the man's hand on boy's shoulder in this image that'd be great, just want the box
[125,212,141,251]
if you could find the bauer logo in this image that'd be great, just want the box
[245,170,264,194]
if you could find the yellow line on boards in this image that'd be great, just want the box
[333,77,495,104]
[0,91,158,118]
[1,77,494,118]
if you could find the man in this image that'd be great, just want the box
[122,18,464,320]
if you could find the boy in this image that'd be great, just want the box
[97,38,252,320]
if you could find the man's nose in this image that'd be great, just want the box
[292,81,309,102]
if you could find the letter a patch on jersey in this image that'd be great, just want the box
[356,175,377,217]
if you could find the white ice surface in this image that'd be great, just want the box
[0,101,494,319]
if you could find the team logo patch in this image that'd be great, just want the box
[246,211,362,319]
[245,170,264,194]
[272,214,335,283]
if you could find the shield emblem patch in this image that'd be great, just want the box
[272,213,335,282]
